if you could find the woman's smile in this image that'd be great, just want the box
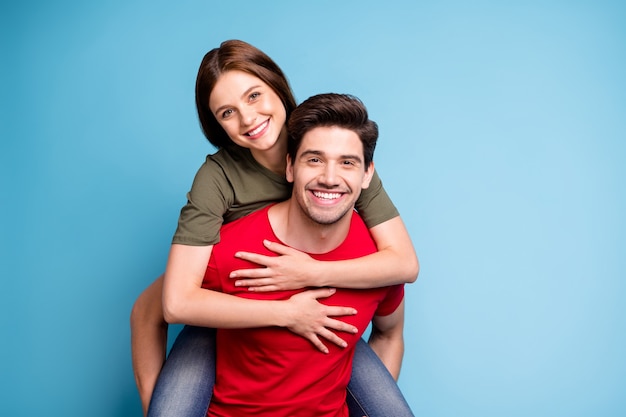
[244,119,270,139]
[209,70,286,151]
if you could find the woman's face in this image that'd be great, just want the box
[209,70,287,152]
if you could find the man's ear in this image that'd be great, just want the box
[285,154,294,183]
[361,162,375,189]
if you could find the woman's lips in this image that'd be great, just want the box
[245,119,269,139]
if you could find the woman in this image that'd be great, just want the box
[131,39,418,417]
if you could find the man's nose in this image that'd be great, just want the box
[319,163,339,186]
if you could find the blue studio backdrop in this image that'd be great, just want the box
[2,1,625,416]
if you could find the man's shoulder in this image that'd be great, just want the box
[221,204,272,235]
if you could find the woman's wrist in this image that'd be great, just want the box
[305,258,330,287]
[272,299,292,328]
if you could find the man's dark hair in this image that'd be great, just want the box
[287,93,378,168]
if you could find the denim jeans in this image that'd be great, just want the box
[147,326,215,417]
[346,338,414,417]
[148,325,414,417]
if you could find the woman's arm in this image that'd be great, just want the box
[131,245,359,415]
[162,244,359,352]
[229,215,419,291]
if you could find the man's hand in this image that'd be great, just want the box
[283,288,358,354]
[229,240,318,291]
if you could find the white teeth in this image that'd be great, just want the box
[247,121,268,136]
[313,191,341,200]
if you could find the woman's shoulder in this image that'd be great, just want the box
[198,147,257,174]
[193,147,253,179]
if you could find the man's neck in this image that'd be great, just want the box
[268,200,352,254]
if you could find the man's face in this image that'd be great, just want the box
[287,126,374,225]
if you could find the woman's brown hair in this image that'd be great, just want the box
[195,40,297,149]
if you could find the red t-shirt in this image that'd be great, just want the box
[203,205,404,417]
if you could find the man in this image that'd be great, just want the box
[201,93,406,416]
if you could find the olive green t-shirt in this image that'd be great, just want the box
[172,146,399,246]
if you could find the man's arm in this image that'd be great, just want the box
[130,276,168,416]
[368,298,405,380]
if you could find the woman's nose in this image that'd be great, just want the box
[240,106,257,126]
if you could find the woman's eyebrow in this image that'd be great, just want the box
[213,85,263,116]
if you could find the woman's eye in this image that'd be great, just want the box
[221,109,234,119]
[249,92,261,101]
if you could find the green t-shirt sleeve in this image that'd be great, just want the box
[172,156,232,246]
[355,169,399,228]
[171,148,291,246]
[173,151,396,245]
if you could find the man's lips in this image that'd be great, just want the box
[312,191,343,200]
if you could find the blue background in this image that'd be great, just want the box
[2,1,625,416]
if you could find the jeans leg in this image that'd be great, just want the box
[346,338,414,417]
[147,326,216,417]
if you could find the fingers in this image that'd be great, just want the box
[262,240,296,255]
[284,288,359,353]
[233,278,276,289]
[324,305,358,318]
[307,335,330,354]
[239,283,281,292]
[306,287,337,300]
[318,328,349,349]
[233,251,272,266]
[323,317,358,336]
[229,268,272,279]
[306,328,350,353]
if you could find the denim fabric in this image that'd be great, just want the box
[147,326,413,417]
[147,326,215,417]
[346,338,415,417]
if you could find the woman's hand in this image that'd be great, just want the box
[230,240,318,291]
[283,288,358,354]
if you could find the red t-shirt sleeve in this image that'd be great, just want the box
[375,284,405,316]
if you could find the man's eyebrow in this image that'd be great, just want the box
[299,149,363,162]
[213,85,262,116]
[299,150,323,158]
